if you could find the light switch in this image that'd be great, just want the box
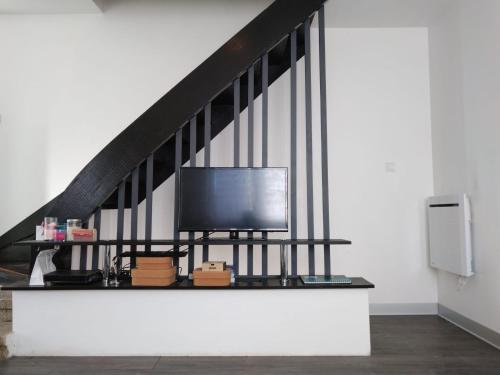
[385,162,396,172]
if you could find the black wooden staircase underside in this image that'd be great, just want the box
[0,0,326,270]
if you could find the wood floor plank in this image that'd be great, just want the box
[2,316,499,374]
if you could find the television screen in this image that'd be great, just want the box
[178,167,288,232]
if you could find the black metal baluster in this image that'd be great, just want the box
[188,116,197,274]
[131,167,139,269]
[145,154,154,253]
[319,6,331,275]
[203,104,211,262]
[116,180,126,269]
[79,221,88,270]
[247,64,254,276]
[290,30,298,277]
[261,53,269,276]
[173,129,182,268]
[304,18,315,276]
[233,78,240,276]
[92,208,101,270]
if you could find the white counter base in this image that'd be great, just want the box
[9,289,371,356]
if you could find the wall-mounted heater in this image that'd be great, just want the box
[427,194,473,277]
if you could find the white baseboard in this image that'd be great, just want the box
[438,304,500,350]
[370,303,438,315]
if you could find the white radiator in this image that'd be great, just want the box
[427,194,473,277]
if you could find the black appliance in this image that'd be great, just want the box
[44,270,103,285]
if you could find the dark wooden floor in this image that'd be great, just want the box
[1,316,499,374]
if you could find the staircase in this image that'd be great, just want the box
[0,291,12,360]
[0,0,333,277]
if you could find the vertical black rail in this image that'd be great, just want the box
[145,154,154,253]
[290,30,298,277]
[79,221,88,270]
[304,18,315,276]
[91,208,101,270]
[319,6,331,275]
[130,167,139,269]
[173,129,182,268]
[247,64,254,276]
[188,117,197,274]
[233,78,240,276]
[203,104,211,262]
[261,53,269,276]
[116,180,126,269]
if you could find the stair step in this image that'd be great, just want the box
[0,345,8,361]
[0,309,11,323]
[0,291,12,299]
[0,322,11,336]
[0,321,11,360]
[0,299,12,310]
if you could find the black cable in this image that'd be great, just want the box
[114,232,215,273]
[162,231,215,253]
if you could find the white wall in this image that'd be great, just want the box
[1,2,436,308]
[429,0,500,333]
[0,0,272,235]
[327,0,454,28]
[328,28,436,306]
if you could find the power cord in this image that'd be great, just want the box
[162,231,215,253]
[457,276,468,291]
[112,232,215,275]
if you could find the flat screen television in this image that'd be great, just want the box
[178,167,288,232]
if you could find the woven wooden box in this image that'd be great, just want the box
[193,268,231,287]
[131,275,176,287]
[136,257,173,269]
[131,264,177,286]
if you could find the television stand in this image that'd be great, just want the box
[9,239,373,357]
[15,238,352,287]
[6,277,373,356]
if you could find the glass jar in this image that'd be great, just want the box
[54,225,66,241]
[43,217,58,241]
[66,219,82,241]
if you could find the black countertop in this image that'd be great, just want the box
[14,239,352,247]
[2,276,374,291]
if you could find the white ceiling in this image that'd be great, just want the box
[0,0,455,25]
[0,0,102,14]
[326,0,455,27]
